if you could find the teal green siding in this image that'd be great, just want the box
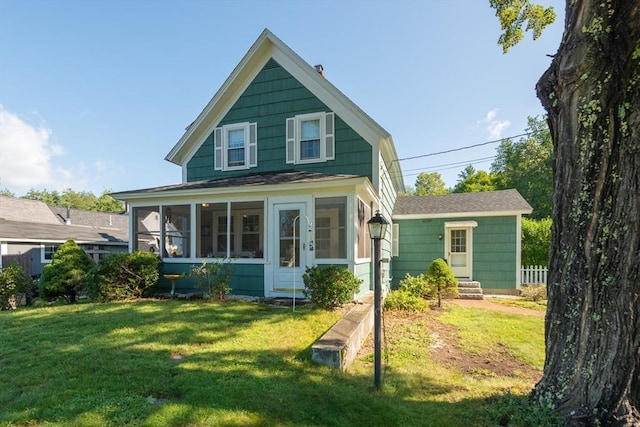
[187,59,373,181]
[391,218,444,286]
[160,263,264,297]
[391,216,519,291]
[354,262,372,296]
[472,216,517,290]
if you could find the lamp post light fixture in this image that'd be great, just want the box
[367,210,389,389]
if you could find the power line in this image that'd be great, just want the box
[396,131,537,163]
[401,155,496,174]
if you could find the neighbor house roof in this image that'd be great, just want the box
[163,28,404,193]
[112,170,367,200]
[0,196,60,224]
[0,196,128,244]
[393,189,533,219]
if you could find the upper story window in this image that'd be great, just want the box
[286,112,334,165]
[214,122,257,171]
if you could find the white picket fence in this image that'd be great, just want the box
[521,265,548,285]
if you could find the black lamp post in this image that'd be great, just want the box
[367,210,389,389]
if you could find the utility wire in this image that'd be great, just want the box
[395,131,538,163]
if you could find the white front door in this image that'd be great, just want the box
[271,203,310,296]
[447,228,472,278]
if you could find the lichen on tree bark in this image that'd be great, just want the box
[530,0,640,425]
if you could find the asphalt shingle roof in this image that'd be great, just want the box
[112,170,362,196]
[393,189,533,216]
[0,196,128,244]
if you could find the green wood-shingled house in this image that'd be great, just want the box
[113,29,532,298]
[113,29,403,298]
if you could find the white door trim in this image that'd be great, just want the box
[265,196,313,298]
[444,221,477,279]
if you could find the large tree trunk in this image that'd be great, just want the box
[532,0,640,425]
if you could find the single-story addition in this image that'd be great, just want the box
[390,189,533,296]
[0,196,129,277]
[112,29,404,298]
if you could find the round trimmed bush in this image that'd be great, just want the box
[302,265,361,310]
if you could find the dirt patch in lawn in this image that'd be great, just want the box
[378,309,543,382]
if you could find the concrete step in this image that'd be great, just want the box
[458,281,484,300]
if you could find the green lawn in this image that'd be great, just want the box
[0,300,554,426]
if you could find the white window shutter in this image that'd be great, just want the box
[214,127,223,171]
[325,112,334,160]
[248,123,257,167]
[392,223,399,257]
[286,117,295,164]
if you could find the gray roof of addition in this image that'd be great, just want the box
[393,189,533,217]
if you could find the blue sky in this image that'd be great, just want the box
[0,0,564,196]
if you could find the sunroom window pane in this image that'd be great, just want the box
[315,197,346,259]
[163,205,190,258]
[133,206,161,255]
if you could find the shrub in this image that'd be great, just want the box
[426,258,458,307]
[303,265,361,310]
[397,273,435,299]
[190,259,233,301]
[522,217,552,266]
[40,240,94,303]
[88,251,161,302]
[384,289,429,312]
[0,262,29,310]
[520,283,547,302]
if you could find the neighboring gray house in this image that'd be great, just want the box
[0,196,128,277]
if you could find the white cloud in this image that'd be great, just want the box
[477,109,510,140]
[0,105,81,193]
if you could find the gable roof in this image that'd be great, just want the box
[393,189,533,219]
[0,196,60,224]
[0,196,128,244]
[164,29,404,193]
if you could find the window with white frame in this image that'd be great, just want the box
[286,112,334,165]
[214,122,257,171]
[41,244,60,263]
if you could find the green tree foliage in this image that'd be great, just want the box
[425,258,458,307]
[489,0,556,53]
[23,188,61,205]
[0,188,15,197]
[88,252,161,301]
[20,188,123,212]
[452,165,498,193]
[302,265,361,310]
[92,190,124,212]
[415,172,450,195]
[0,262,29,310]
[491,116,552,218]
[521,217,551,266]
[40,240,94,303]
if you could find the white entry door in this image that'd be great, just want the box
[271,203,310,296]
[447,228,472,278]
